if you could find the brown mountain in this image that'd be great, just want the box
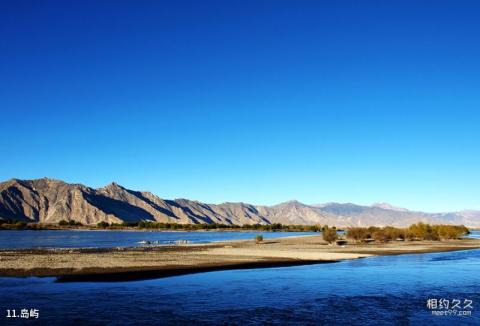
[0,178,478,227]
[0,178,269,225]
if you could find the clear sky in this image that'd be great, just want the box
[1,1,479,212]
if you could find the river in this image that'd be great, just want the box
[0,231,478,325]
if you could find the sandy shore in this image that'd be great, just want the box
[1,236,480,281]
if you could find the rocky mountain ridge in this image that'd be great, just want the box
[0,178,478,227]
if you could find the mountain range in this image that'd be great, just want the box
[0,178,478,227]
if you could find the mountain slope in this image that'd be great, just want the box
[0,178,478,227]
[0,178,271,225]
[314,203,444,227]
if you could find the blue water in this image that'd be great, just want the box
[0,248,479,325]
[467,230,480,239]
[0,230,316,249]
[0,228,475,250]
[0,231,478,325]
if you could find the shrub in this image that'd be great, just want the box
[433,225,469,240]
[382,226,404,242]
[130,222,324,232]
[404,229,416,241]
[322,226,338,244]
[371,229,386,242]
[15,221,27,229]
[255,234,264,243]
[97,221,110,228]
[58,220,69,226]
[346,227,370,242]
[121,221,139,227]
[344,224,469,242]
[408,222,439,240]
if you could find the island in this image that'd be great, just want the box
[2,235,479,282]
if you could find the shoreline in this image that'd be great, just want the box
[0,227,320,233]
[56,259,335,282]
[1,236,480,282]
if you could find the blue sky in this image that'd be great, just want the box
[1,1,479,212]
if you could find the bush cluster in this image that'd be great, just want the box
[0,219,329,231]
[97,221,110,228]
[133,221,326,232]
[322,226,338,244]
[0,220,54,230]
[346,223,469,243]
[58,220,83,227]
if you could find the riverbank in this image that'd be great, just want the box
[1,236,480,281]
[0,223,324,233]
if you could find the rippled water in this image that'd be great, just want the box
[1,231,478,325]
[0,230,316,249]
[1,247,479,325]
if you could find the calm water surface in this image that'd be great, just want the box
[0,230,316,249]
